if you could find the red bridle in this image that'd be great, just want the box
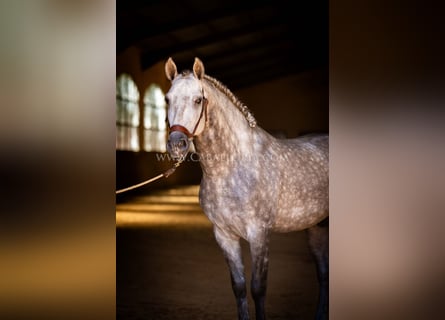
[168,94,208,139]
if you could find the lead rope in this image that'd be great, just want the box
[115,159,184,194]
[118,88,206,195]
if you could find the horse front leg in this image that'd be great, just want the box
[249,231,270,320]
[307,219,329,320]
[214,226,249,320]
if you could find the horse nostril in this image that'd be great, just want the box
[167,131,189,155]
[179,139,187,149]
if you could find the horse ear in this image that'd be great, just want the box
[165,57,178,81]
[193,57,205,80]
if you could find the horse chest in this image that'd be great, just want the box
[199,177,274,236]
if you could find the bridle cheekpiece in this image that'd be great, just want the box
[168,87,208,140]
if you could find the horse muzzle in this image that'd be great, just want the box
[167,131,190,160]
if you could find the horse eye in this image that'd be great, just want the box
[195,98,202,104]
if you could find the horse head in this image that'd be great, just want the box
[164,57,208,160]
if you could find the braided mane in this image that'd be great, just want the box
[203,74,257,128]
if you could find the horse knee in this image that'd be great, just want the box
[231,276,247,298]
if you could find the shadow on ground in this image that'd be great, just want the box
[117,186,320,320]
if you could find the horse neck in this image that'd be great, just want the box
[194,88,255,175]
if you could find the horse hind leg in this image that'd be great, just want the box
[307,218,329,320]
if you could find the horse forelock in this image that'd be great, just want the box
[180,70,192,77]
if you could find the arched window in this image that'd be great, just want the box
[143,84,167,152]
[116,74,140,151]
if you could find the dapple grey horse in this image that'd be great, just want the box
[165,57,329,320]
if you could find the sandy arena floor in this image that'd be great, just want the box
[117,186,321,320]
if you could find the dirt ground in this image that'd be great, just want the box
[117,186,321,320]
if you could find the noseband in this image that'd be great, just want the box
[168,89,208,139]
